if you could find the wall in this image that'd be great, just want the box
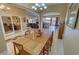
[39,4,69,29]
[64,4,79,55]
[44,3,69,23]
[0,4,26,16]
[0,19,7,53]
[64,26,79,55]
[0,3,29,40]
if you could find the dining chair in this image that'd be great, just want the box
[40,31,53,55]
[39,36,49,55]
[36,29,42,37]
[48,31,54,51]
[12,35,22,40]
[25,30,30,35]
[42,41,49,55]
[39,49,43,55]
[13,42,30,55]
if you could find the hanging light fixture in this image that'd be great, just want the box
[32,3,47,29]
[32,3,47,12]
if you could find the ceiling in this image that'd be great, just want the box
[13,3,64,17]
[43,12,60,17]
[14,3,60,10]
[14,3,33,9]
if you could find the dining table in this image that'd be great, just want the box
[13,29,52,55]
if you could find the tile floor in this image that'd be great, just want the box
[49,30,64,55]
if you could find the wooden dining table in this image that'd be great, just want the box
[13,29,52,55]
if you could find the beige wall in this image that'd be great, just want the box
[0,4,26,16]
[64,26,79,55]
[43,4,68,23]
[0,20,7,53]
[0,3,29,53]
[0,4,30,39]
[38,4,68,29]
[64,4,79,55]
[14,3,69,29]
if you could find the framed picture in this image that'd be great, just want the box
[76,8,79,29]
[66,3,78,29]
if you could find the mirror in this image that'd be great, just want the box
[12,16,21,32]
[2,16,13,34]
[66,4,78,29]
[76,9,79,29]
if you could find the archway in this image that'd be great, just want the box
[42,12,60,30]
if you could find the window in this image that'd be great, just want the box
[12,16,21,32]
[28,19,36,23]
[2,16,13,34]
[1,16,21,35]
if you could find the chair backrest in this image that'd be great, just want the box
[13,36,22,40]
[13,42,24,55]
[13,37,17,40]
[25,30,30,35]
[45,31,54,48]
[51,31,53,42]
[48,31,54,46]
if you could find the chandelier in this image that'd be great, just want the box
[0,4,11,12]
[32,3,47,29]
[32,3,47,12]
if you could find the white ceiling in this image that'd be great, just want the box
[13,3,61,17]
[14,3,33,9]
[43,12,60,17]
[14,3,59,9]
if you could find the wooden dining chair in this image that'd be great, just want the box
[36,29,42,37]
[25,30,30,36]
[13,36,22,40]
[13,42,30,55]
[12,37,17,40]
[41,31,53,55]
[39,39,49,55]
[42,41,49,55]
[48,31,54,51]
[39,49,43,55]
